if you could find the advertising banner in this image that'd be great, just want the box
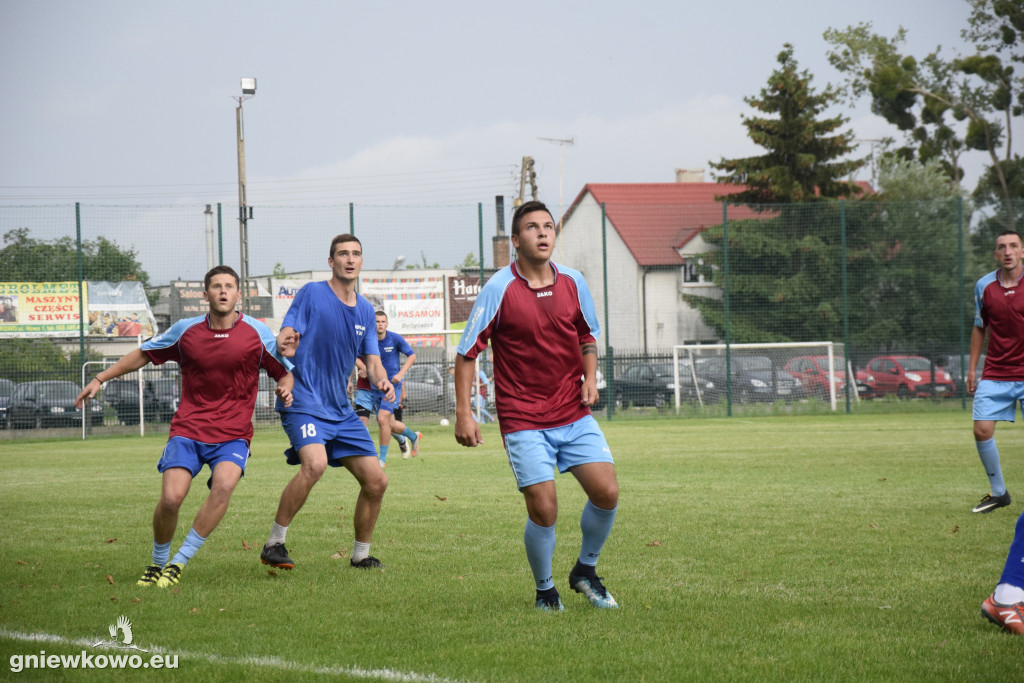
[85,281,157,338]
[0,282,86,338]
[360,275,445,339]
[447,276,482,328]
[169,280,272,324]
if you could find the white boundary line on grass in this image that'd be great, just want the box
[0,628,473,682]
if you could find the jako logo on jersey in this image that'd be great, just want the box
[537,291,553,298]
[214,333,229,338]
[1005,290,1015,296]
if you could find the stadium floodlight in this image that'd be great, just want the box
[235,78,257,313]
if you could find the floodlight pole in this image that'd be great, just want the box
[235,78,256,314]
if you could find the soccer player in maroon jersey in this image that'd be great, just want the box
[969,230,1024,634]
[454,200,619,611]
[75,265,294,588]
[968,231,1024,514]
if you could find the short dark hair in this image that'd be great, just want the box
[511,200,553,236]
[204,265,239,290]
[330,233,362,259]
[997,230,1023,244]
[375,310,387,319]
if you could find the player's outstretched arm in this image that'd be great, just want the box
[967,325,986,394]
[75,348,151,408]
[366,355,395,402]
[275,372,294,407]
[277,326,300,358]
[454,354,482,447]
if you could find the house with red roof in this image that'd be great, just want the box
[557,181,766,352]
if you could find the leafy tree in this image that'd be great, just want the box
[272,262,288,278]
[0,228,152,291]
[711,44,864,203]
[877,155,965,200]
[825,1,1024,202]
[0,338,82,384]
[456,252,481,271]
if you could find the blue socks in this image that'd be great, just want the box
[170,528,207,566]
[976,438,1007,496]
[401,427,417,442]
[579,501,617,567]
[524,519,556,591]
[999,510,1024,591]
[153,540,171,567]
[379,444,389,463]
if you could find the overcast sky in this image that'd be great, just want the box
[0,0,1014,280]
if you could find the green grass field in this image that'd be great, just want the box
[2,412,1022,681]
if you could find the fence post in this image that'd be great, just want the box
[723,202,731,417]
[841,199,850,413]
[602,202,612,420]
[478,202,485,283]
[349,202,355,235]
[217,202,224,265]
[957,196,966,411]
[75,202,85,375]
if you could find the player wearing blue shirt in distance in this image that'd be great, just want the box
[353,310,422,468]
[261,234,395,571]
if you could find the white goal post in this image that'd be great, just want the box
[671,341,857,412]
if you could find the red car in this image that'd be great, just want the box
[783,355,847,400]
[856,355,955,399]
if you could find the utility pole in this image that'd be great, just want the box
[514,156,537,207]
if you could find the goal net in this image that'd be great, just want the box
[671,342,854,412]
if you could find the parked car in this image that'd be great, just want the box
[105,377,179,424]
[7,380,105,429]
[0,378,14,428]
[856,355,955,399]
[612,362,715,408]
[694,355,804,403]
[935,354,985,397]
[402,363,455,414]
[783,355,847,400]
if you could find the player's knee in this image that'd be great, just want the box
[363,471,388,499]
[158,491,186,511]
[301,460,327,482]
[591,484,619,510]
[974,424,995,441]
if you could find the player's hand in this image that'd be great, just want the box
[377,379,396,402]
[74,378,101,409]
[275,373,295,407]
[454,412,482,447]
[277,329,300,357]
[967,370,978,395]
[580,377,599,407]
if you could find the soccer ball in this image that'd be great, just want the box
[439,418,450,426]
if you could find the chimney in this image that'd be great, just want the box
[675,168,705,183]
[493,235,510,268]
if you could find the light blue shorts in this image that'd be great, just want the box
[502,415,614,490]
[973,380,1024,422]
[280,411,376,467]
[354,384,401,415]
[157,436,250,477]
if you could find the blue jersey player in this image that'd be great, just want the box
[75,265,294,589]
[261,234,395,571]
[454,200,620,611]
[354,310,422,467]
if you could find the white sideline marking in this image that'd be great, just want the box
[0,628,472,682]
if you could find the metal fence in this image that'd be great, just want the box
[0,196,1020,438]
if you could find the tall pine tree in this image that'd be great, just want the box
[712,44,863,203]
